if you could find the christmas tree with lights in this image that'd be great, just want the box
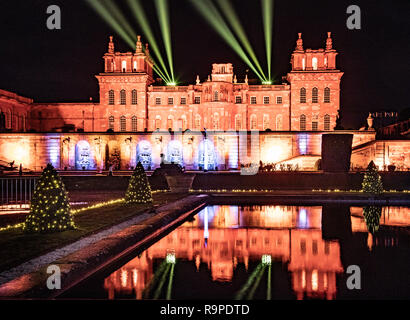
[362,161,383,195]
[363,206,382,233]
[24,163,75,233]
[125,162,153,204]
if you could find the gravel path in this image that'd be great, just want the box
[0,211,153,286]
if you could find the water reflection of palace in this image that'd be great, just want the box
[104,205,345,300]
[104,205,410,300]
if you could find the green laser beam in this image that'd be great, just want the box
[85,0,135,48]
[154,0,175,82]
[127,0,172,83]
[165,263,175,300]
[235,263,264,300]
[190,0,265,81]
[101,0,137,41]
[216,0,266,81]
[262,0,274,80]
[142,260,168,299]
[153,264,171,299]
[267,264,271,300]
[246,265,266,300]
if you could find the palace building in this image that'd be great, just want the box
[0,32,408,172]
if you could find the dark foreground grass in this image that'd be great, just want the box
[0,193,185,273]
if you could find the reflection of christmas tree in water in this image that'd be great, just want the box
[363,206,382,234]
[24,163,75,233]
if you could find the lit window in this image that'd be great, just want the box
[300,88,306,103]
[300,114,306,131]
[250,115,257,130]
[108,116,114,130]
[302,58,306,70]
[235,115,241,131]
[324,87,330,103]
[324,114,331,131]
[155,97,161,105]
[108,90,114,105]
[235,96,242,104]
[168,97,174,105]
[214,91,219,102]
[120,90,126,105]
[250,96,257,104]
[120,116,126,131]
[312,87,318,103]
[276,96,282,104]
[263,96,270,104]
[312,57,318,70]
[263,115,270,130]
[167,116,173,130]
[132,116,137,131]
[133,61,137,72]
[122,60,126,72]
[131,90,137,105]
[155,116,161,129]
[194,96,201,104]
[181,97,186,105]
[312,121,318,131]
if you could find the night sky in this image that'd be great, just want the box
[0,0,409,129]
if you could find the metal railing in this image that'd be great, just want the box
[0,177,37,207]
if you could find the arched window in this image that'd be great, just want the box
[108,90,114,105]
[312,87,318,103]
[250,114,257,130]
[276,114,283,131]
[108,116,114,130]
[214,91,219,102]
[133,61,137,72]
[131,90,137,105]
[180,115,187,131]
[155,115,161,130]
[312,57,318,70]
[324,114,331,131]
[195,114,201,130]
[300,88,306,103]
[235,114,242,131]
[121,60,126,72]
[263,114,270,130]
[120,90,126,105]
[167,115,173,130]
[120,116,126,132]
[300,114,306,131]
[312,121,318,131]
[324,87,330,103]
[132,116,137,132]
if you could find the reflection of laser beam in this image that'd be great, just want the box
[155,0,175,83]
[166,263,175,300]
[262,0,274,81]
[190,0,265,81]
[153,264,171,299]
[127,0,172,83]
[247,265,266,299]
[216,0,266,81]
[267,264,272,300]
[235,263,264,300]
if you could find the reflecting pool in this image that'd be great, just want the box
[63,205,410,300]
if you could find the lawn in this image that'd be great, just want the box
[0,192,185,273]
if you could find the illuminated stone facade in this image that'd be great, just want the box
[0,32,408,171]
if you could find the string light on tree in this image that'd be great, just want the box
[125,162,153,204]
[23,163,75,233]
[362,161,384,195]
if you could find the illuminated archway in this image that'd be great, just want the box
[198,139,217,170]
[137,140,152,170]
[167,140,183,165]
[75,140,94,170]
